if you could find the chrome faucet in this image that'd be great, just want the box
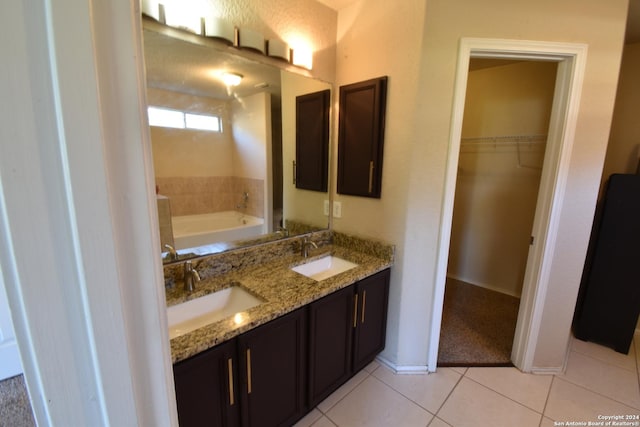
[301,237,318,258]
[183,260,201,292]
[276,226,289,237]
[164,244,178,261]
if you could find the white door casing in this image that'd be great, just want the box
[429,38,587,372]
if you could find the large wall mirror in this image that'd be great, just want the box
[142,18,332,263]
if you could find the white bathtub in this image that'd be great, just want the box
[172,211,265,250]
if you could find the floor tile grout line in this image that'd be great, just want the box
[431,367,467,420]
[314,369,373,416]
[539,374,557,426]
[367,366,443,418]
[570,346,638,373]
[552,375,640,412]
[461,372,546,416]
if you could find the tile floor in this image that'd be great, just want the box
[294,334,640,427]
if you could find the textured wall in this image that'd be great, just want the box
[206,0,337,82]
[601,42,640,185]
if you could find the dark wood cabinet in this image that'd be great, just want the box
[337,77,388,198]
[308,269,390,406]
[173,339,240,427]
[307,286,354,407]
[295,89,330,192]
[173,269,390,426]
[353,270,390,371]
[237,307,307,427]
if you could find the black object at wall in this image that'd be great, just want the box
[574,174,640,354]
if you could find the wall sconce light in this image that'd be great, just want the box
[291,47,313,70]
[239,27,266,54]
[204,17,236,45]
[141,0,161,21]
[267,39,291,62]
[221,72,243,87]
[162,1,203,34]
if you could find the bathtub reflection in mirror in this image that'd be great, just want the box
[142,18,332,263]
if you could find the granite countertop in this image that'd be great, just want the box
[167,242,393,363]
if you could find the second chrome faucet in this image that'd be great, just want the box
[183,260,201,292]
[301,237,318,258]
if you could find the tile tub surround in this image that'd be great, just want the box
[165,231,394,363]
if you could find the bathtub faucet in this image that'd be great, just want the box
[237,192,249,210]
[183,260,201,292]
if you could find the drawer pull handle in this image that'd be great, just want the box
[368,161,374,193]
[353,293,358,328]
[227,358,235,406]
[246,349,252,394]
[361,290,367,324]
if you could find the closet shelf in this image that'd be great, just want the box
[460,134,547,146]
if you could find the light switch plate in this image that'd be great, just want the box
[333,201,342,218]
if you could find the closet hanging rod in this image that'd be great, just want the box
[460,134,547,145]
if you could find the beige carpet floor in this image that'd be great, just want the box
[438,278,521,367]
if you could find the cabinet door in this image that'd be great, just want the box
[173,339,240,427]
[308,286,354,407]
[337,76,388,198]
[353,269,390,371]
[238,308,307,427]
[295,89,330,192]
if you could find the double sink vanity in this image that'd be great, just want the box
[164,230,394,426]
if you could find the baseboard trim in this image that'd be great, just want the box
[376,355,431,374]
[446,274,522,298]
[529,366,564,375]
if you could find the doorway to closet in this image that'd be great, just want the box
[437,59,558,366]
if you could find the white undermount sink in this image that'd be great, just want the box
[167,286,264,339]
[292,256,358,281]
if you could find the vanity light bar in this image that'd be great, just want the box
[140,1,312,70]
[267,39,291,62]
[238,27,266,54]
[204,16,236,45]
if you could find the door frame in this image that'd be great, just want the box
[428,38,588,372]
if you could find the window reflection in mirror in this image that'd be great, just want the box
[141,18,332,264]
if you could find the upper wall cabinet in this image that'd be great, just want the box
[296,89,331,192]
[337,77,388,198]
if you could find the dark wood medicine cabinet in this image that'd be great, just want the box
[295,89,331,192]
[337,76,388,198]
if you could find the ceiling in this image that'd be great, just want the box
[317,0,640,44]
[143,27,282,104]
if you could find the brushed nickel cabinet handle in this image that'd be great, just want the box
[246,349,252,394]
[368,161,374,193]
[293,160,297,185]
[353,293,359,328]
[361,290,367,324]
[227,358,235,406]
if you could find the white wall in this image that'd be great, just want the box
[148,87,234,177]
[232,92,271,180]
[448,61,556,297]
[333,0,628,370]
[601,42,640,184]
[0,268,21,381]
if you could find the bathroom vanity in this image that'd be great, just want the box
[165,232,393,427]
